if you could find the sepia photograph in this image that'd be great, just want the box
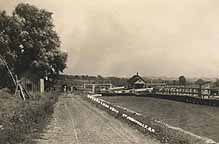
[0,0,218,144]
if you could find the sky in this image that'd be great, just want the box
[1,0,219,78]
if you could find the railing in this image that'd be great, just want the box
[154,86,219,99]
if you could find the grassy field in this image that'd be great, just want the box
[101,96,219,142]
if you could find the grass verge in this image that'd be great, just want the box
[0,91,59,144]
[85,95,218,144]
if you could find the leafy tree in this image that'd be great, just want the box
[214,79,219,87]
[178,75,186,85]
[97,75,104,80]
[106,77,128,87]
[0,3,67,87]
[194,79,209,98]
[195,79,205,85]
[0,10,21,68]
[172,80,178,85]
[0,10,21,88]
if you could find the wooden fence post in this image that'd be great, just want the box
[40,79,44,94]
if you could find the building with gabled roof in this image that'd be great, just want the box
[127,73,167,89]
[127,73,146,89]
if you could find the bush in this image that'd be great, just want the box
[0,92,59,144]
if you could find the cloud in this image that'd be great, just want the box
[1,0,219,77]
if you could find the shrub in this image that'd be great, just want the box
[0,92,59,144]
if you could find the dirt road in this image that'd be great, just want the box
[36,94,159,144]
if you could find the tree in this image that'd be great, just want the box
[195,79,205,85]
[178,76,186,85]
[0,3,67,87]
[97,75,104,80]
[214,79,219,87]
[0,10,21,88]
[172,80,178,85]
[194,79,207,98]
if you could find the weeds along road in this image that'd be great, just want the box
[36,94,160,144]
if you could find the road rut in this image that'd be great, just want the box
[36,94,160,144]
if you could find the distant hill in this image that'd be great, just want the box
[53,74,128,87]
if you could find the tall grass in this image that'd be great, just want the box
[0,92,59,144]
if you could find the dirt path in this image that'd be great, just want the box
[35,94,160,144]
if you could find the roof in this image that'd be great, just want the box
[127,73,146,84]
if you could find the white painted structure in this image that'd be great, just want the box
[83,83,113,93]
[40,79,45,93]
